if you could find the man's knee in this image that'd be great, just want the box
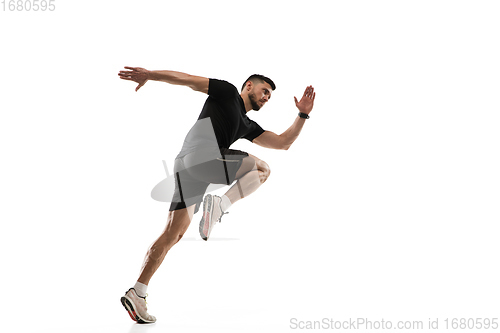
[257,160,271,183]
[163,208,192,244]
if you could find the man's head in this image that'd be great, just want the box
[241,74,276,111]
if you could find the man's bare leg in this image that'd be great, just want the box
[137,204,196,285]
[224,154,270,205]
[121,205,196,323]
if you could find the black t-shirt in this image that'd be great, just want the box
[177,79,265,157]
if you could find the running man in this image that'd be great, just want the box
[118,67,315,323]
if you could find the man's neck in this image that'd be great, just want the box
[240,94,252,113]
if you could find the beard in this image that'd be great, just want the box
[248,92,262,111]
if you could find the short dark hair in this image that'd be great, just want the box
[241,74,276,91]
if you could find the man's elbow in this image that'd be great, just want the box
[278,136,292,150]
[281,142,292,150]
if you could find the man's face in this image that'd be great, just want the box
[248,82,273,111]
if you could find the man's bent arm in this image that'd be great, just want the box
[253,85,315,150]
[253,117,306,150]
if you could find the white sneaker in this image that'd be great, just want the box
[199,194,228,241]
[120,288,156,323]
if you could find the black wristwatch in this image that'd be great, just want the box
[298,112,310,119]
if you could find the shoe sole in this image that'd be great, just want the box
[199,195,213,241]
[120,296,152,324]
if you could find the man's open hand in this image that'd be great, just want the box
[118,66,150,92]
[294,85,316,115]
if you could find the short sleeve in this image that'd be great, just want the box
[208,79,239,100]
[244,120,265,142]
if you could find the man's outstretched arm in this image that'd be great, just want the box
[253,85,316,150]
[118,67,209,93]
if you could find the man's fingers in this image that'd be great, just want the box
[303,85,314,98]
[119,69,136,76]
[305,86,315,99]
[118,70,134,76]
[296,86,316,104]
[303,86,310,97]
[119,74,135,80]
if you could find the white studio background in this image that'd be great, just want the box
[1,1,499,332]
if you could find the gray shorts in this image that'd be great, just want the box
[169,148,248,213]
